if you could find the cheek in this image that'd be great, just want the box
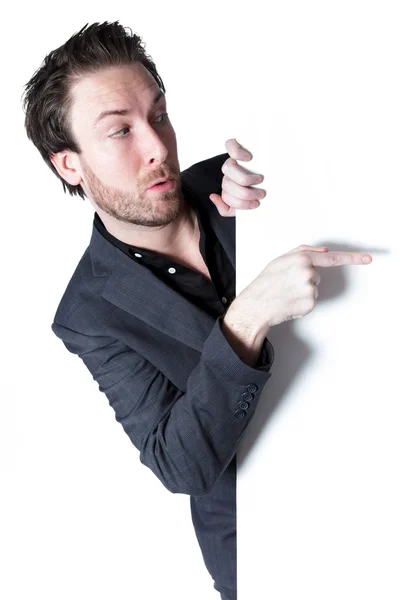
[91,145,139,184]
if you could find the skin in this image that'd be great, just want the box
[49,64,372,301]
[50,63,198,258]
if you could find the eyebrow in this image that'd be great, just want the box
[93,89,165,128]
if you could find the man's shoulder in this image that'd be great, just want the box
[182,152,229,180]
[180,152,229,212]
[51,230,113,330]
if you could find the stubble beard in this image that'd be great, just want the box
[81,161,183,227]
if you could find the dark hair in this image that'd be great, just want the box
[22,21,166,199]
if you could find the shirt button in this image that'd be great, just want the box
[234,409,246,420]
[134,253,143,258]
[168,267,177,274]
[242,392,254,402]
[238,400,250,410]
[246,384,258,394]
[221,297,228,304]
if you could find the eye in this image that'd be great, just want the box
[111,113,169,138]
[155,112,169,124]
[112,127,130,137]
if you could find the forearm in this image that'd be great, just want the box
[141,315,273,495]
[221,299,271,368]
[52,317,274,497]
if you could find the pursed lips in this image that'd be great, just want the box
[147,177,173,189]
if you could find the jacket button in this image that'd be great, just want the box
[238,400,250,410]
[247,384,258,393]
[234,409,246,420]
[242,392,254,402]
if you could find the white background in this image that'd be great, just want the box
[2,1,399,599]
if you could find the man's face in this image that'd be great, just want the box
[68,63,183,227]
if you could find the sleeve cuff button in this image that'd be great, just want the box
[234,409,247,419]
[238,400,250,410]
[246,384,258,393]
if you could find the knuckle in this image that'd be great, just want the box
[305,281,316,297]
[246,173,260,186]
[305,292,317,311]
[222,158,235,173]
[329,252,340,266]
[295,253,310,267]
[240,172,253,185]
[244,187,255,199]
[303,266,315,281]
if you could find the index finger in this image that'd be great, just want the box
[225,138,253,161]
[307,250,373,267]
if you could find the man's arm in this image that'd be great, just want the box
[221,304,272,369]
[52,313,274,497]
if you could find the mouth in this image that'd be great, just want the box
[147,178,175,193]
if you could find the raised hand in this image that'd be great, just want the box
[209,138,266,217]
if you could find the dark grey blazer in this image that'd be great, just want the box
[51,152,275,496]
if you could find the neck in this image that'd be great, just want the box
[96,197,198,256]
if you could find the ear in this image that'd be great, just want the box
[50,150,83,187]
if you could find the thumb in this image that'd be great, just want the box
[209,193,232,216]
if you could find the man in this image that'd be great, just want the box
[22,21,372,600]
[22,21,274,600]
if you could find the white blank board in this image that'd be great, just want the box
[236,2,400,599]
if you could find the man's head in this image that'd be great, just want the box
[22,22,183,228]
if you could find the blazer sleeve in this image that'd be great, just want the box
[52,316,274,497]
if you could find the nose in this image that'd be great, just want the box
[139,126,169,167]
